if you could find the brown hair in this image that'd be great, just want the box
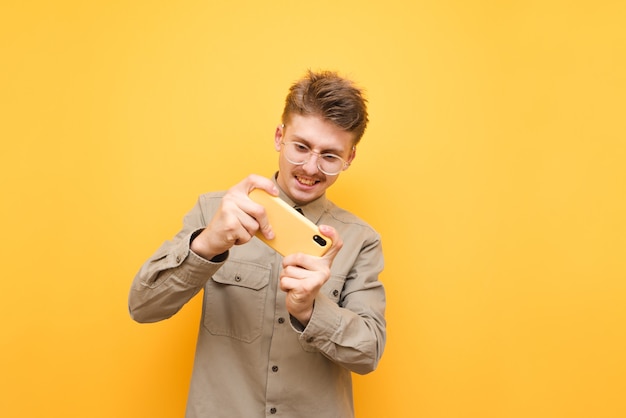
[282,70,369,144]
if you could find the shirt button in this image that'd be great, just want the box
[175,255,181,263]
[270,407,277,414]
[306,336,315,343]
[332,289,339,297]
[272,365,278,372]
[234,275,241,282]
[277,317,285,324]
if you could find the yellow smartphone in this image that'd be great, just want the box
[248,188,332,256]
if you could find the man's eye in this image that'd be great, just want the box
[322,154,340,162]
[294,143,309,152]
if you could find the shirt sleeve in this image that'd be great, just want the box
[128,195,227,323]
[296,234,387,375]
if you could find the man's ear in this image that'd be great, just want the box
[274,124,284,151]
[346,145,357,165]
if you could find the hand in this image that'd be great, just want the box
[190,174,278,259]
[279,225,343,326]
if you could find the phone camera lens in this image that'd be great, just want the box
[313,235,327,247]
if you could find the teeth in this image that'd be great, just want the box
[297,176,317,186]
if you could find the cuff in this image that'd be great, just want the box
[295,294,341,352]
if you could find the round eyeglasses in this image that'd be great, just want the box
[280,141,350,176]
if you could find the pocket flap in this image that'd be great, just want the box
[212,260,270,290]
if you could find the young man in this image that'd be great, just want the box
[129,70,386,418]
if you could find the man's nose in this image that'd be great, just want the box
[302,153,320,174]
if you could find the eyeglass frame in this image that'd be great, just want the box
[279,140,353,176]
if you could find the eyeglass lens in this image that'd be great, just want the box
[283,142,344,175]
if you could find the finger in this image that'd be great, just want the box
[216,195,257,243]
[234,211,264,244]
[318,225,343,260]
[238,196,274,240]
[282,252,319,271]
[240,175,279,239]
[279,275,319,298]
[223,176,277,240]
[279,275,299,292]
[280,263,309,280]
[241,174,279,196]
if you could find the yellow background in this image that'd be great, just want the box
[1,1,625,417]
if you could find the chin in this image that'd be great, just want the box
[288,189,317,205]
[289,182,325,204]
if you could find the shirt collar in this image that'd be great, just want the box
[271,172,328,224]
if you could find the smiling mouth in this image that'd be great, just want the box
[296,176,320,186]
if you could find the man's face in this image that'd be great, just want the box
[274,113,356,206]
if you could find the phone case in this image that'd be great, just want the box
[248,188,332,256]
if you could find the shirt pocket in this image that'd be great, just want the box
[203,259,271,343]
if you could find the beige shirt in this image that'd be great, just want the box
[129,182,386,418]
